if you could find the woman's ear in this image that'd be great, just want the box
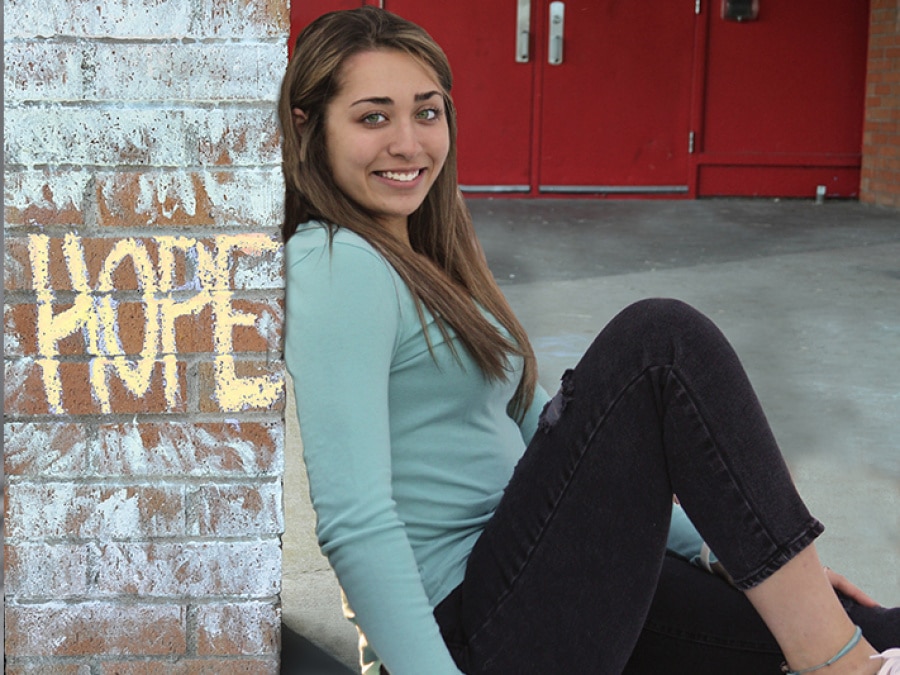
[292,107,308,136]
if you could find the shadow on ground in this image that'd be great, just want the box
[281,624,354,675]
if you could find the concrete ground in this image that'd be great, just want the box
[281,198,900,674]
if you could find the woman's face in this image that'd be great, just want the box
[324,49,450,243]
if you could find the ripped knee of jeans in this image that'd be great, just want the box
[537,368,575,433]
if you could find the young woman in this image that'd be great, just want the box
[281,7,900,674]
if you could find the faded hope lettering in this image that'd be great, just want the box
[27,233,282,414]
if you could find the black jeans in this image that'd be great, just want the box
[432,299,898,674]
[623,552,900,674]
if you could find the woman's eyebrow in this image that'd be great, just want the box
[349,91,441,107]
[414,90,441,102]
[350,96,392,107]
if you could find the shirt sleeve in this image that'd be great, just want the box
[284,237,463,675]
[666,502,719,567]
[517,383,551,446]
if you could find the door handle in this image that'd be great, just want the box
[548,1,565,65]
[516,0,531,63]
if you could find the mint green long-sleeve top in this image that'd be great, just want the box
[285,223,710,674]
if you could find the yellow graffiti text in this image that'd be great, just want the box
[27,233,282,414]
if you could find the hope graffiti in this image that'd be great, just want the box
[26,233,283,414]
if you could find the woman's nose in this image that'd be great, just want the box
[388,119,422,158]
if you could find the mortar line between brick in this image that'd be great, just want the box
[2,412,285,424]
[6,100,280,110]
[3,36,288,46]
[5,476,283,487]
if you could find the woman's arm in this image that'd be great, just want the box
[669,503,881,608]
[667,502,710,563]
[285,232,463,675]
[517,383,551,445]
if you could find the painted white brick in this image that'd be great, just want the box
[6,0,287,39]
[5,543,91,598]
[3,312,24,357]
[5,42,284,103]
[6,107,280,167]
[196,602,280,655]
[4,422,90,477]
[94,540,282,597]
[194,107,282,166]
[3,169,91,225]
[92,44,285,102]
[5,0,195,39]
[5,0,288,663]
[5,601,187,657]
[3,41,87,102]
[6,106,189,166]
[3,241,30,291]
[5,483,186,540]
[197,0,289,38]
[96,168,283,228]
[232,255,285,290]
[192,482,284,536]
[3,359,35,415]
[94,421,284,477]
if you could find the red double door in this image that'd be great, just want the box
[291,1,869,198]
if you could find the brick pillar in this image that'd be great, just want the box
[4,0,288,670]
[861,0,900,209]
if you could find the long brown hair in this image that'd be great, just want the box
[279,7,536,419]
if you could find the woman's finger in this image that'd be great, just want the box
[824,566,880,608]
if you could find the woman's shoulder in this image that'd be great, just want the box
[285,222,400,293]
[286,221,384,265]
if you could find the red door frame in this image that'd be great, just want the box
[528,1,547,197]
[688,1,711,199]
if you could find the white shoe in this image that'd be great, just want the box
[873,648,900,675]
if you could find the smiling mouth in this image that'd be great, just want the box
[375,169,423,182]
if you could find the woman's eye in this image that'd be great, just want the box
[416,108,441,121]
[362,112,387,125]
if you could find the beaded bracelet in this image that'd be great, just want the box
[781,625,863,675]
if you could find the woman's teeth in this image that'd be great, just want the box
[379,170,420,182]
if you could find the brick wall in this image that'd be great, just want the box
[861,0,900,208]
[4,0,289,670]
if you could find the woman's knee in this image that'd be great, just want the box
[608,298,715,344]
[616,298,705,327]
[585,298,738,378]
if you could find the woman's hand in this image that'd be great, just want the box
[824,566,880,608]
